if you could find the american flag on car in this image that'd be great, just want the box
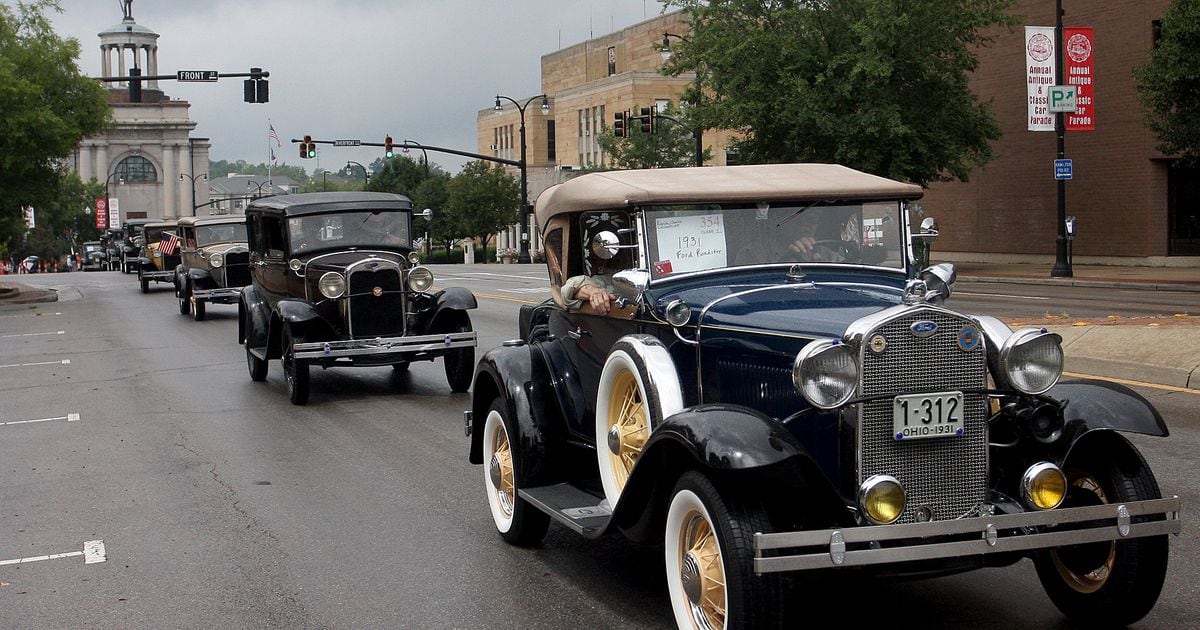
[159,232,181,256]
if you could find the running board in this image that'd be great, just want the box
[521,484,612,538]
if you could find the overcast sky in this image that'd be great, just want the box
[38,0,671,175]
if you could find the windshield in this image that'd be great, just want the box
[84,243,101,253]
[287,211,411,251]
[644,201,904,280]
[196,223,246,245]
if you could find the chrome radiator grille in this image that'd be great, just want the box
[858,309,988,524]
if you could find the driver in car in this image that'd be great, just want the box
[562,249,619,315]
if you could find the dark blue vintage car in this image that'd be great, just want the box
[466,164,1179,628]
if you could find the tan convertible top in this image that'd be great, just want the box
[534,163,923,230]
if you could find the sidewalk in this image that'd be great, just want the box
[953,261,1199,292]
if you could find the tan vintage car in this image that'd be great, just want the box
[173,216,250,321]
[135,220,180,293]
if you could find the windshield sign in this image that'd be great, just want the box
[644,201,904,280]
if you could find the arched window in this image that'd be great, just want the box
[115,156,157,184]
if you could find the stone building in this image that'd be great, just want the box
[70,5,210,223]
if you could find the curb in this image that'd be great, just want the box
[0,282,59,304]
[958,275,1200,292]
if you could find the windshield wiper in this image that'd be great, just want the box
[776,202,819,228]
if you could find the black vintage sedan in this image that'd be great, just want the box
[239,192,477,405]
[466,164,1180,628]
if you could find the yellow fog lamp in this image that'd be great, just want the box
[1022,462,1067,510]
[858,475,906,525]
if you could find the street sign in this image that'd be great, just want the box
[1048,85,1078,113]
[176,70,219,82]
[334,140,362,146]
[1054,158,1073,180]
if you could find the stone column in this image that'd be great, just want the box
[77,143,93,183]
[161,144,176,219]
[117,45,126,84]
[178,148,191,217]
[149,45,158,88]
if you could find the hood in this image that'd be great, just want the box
[689,282,901,340]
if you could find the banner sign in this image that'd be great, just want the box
[22,205,35,230]
[1026,26,1056,131]
[1064,27,1094,131]
[95,198,108,229]
[108,198,120,229]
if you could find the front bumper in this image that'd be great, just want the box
[141,269,174,281]
[293,330,477,360]
[754,496,1181,573]
[192,287,242,304]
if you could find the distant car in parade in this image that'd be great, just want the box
[174,215,251,321]
[81,241,106,271]
[135,220,180,293]
[239,192,478,405]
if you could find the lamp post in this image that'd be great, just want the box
[400,141,430,179]
[1050,0,1073,277]
[660,32,684,62]
[346,161,369,184]
[247,179,273,199]
[103,170,124,227]
[180,172,207,216]
[494,93,550,264]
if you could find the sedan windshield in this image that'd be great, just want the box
[287,211,411,251]
[643,201,905,280]
[196,223,247,245]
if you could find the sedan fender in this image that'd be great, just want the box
[239,285,271,349]
[1047,378,1169,462]
[422,287,479,331]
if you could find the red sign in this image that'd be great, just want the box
[1065,27,1094,131]
[95,197,108,229]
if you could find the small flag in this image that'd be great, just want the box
[159,232,181,256]
[653,260,673,275]
[269,121,281,147]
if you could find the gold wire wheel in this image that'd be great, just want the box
[490,423,515,518]
[679,508,726,630]
[605,369,649,491]
[1051,473,1115,593]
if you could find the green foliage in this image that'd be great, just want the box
[1135,0,1200,165]
[444,161,520,262]
[663,0,1019,186]
[0,0,110,256]
[6,172,103,261]
[209,159,308,183]
[596,102,711,169]
[366,154,444,197]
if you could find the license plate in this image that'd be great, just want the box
[893,391,964,441]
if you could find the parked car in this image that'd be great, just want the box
[100,229,124,271]
[21,255,39,273]
[121,219,154,273]
[81,241,106,271]
[239,191,478,405]
[135,220,180,293]
[174,215,251,321]
[466,164,1180,628]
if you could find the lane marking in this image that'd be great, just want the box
[473,292,542,305]
[0,413,81,427]
[0,330,65,339]
[497,288,549,294]
[0,540,106,566]
[1063,372,1200,395]
[0,359,70,369]
[0,312,61,319]
[955,291,1051,301]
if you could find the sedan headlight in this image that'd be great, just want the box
[407,251,421,265]
[999,328,1063,394]
[793,339,858,409]
[407,266,434,292]
[210,253,224,268]
[319,271,346,299]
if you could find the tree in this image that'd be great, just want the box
[596,102,711,169]
[209,159,308,184]
[412,172,455,255]
[367,154,443,197]
[0,0,110,257]
[663,0,1018,186]
[1135,0,1200,165]
[444,161,519,263]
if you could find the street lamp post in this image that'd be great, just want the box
[494,94,550,264]
[247,179,273,199]
[660,32,684,62]
[346,161,369,184]
[1050,0,1073,277]
[400,141,430,179]
[180,172,207,216]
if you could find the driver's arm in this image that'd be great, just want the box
[562,274,616,315]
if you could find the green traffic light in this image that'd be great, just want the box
[385,150,394,158]
[307,148,317,158]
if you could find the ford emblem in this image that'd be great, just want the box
[910,320,938,338]
[372,286,383,297]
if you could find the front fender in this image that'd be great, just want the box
[187,267,213,284]
[276,298,323,325]
[1045,378,1168,462]
[469,342,564,487]
[423,287,479,331]
[240,286,270,349]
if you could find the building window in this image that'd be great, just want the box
[115,155,157,184]
[547,120,556,162]
[608,46,617,76]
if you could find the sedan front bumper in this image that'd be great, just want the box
[754,496,1181,573]
[293,330,477,360]
[191,287,242,304]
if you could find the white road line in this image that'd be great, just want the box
[955,291,1050,301]
[497,288,549,294]
[0,359,70,369]
[0,312,61,319]
[0,413,80,427]
[0,330,66,338]
[0,540,106,567]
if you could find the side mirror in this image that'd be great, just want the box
[611,269,649,300]
[911,216,938,270]
[415,208,433,220]
[914,217,939,240]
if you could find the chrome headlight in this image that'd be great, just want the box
[319,271,346,299]
[999,328,1063,394]
[210,253,224,268]
[664,299,691,327]
[407,251,421,265]
[793,339,858,409]
[289,258,303,271]
[152,249,161,258]
[407,266,434,292]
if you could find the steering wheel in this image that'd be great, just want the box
[801,239,860,263]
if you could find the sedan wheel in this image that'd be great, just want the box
[441,312,475,393]
[282,324,310,405]
[482,399,549,546]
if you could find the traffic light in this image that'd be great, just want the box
[385,135,394,158]
[244,68,269,103]
[301,135,313,159]
[640,106,655,134]
[613,111,626,138]
[128,67,142,103]
[299,140,308,159]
